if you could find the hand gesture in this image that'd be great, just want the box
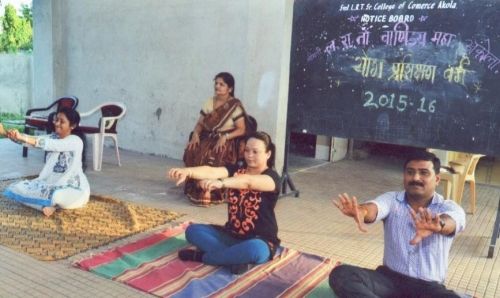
[7,129,20,141]
[199,179,223,192]
[214,135,227,153]
[333,193,367,232]
[409,207,441,245]
[186,133,200,151]
[0,123,6,136]
[167,168,191,186]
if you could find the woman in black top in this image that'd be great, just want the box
[168,131,280,274]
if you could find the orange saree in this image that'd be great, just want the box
[183,98,245,206]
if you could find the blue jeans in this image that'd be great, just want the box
[185,223,271,266]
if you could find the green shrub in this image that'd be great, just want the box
[0,112,24,138]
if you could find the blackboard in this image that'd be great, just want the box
[288,0,500,156]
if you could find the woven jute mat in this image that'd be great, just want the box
[0,179,182,261]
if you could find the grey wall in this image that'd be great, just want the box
[33,0,293,170]
[0,54,32,114]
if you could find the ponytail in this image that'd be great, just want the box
[57,107,87,171]
[72,127,87,171]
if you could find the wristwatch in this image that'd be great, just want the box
[439,218,446,231]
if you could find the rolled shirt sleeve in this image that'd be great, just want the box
[367,191,399,222]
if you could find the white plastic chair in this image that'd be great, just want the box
[439,153,484,213]
[79,102,126,171]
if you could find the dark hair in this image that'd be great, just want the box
[214,72,235,97]
[246,131,276,168]
[46,112,56,133]
[57,107,87,171]
[403,150,441,174]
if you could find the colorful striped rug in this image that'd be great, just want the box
[74,222,337,297]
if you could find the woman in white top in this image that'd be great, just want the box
[2,107,90,217]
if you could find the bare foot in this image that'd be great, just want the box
[0,123,6,136]
[42,206,56,217]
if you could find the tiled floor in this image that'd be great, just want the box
[0,139,499,297]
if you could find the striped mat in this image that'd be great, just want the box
[74,222,337,297]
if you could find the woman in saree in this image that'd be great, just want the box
[183,72,247,206]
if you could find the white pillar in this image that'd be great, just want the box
[32,0,67,107]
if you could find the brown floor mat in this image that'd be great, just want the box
[0,179,182,261]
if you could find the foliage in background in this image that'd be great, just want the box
[0,112,24,122]
[0,4,32,53]
[21,4,32,27]
[0,112,24,138]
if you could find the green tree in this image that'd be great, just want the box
[21,4,32,27]
[0,4,32,52]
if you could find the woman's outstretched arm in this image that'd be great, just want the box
[168,166,229,186]
[200,173,276,193]
[0,123,6,136]
[6,129,37,146]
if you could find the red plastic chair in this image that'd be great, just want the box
[23,96,79,157]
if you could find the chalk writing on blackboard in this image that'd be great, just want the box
[288,0,500,155]
[363,91,436,113]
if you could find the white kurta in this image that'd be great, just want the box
[4,134,90,210]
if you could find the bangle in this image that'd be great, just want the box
[218,178,225,188]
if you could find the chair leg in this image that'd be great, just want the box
[111,135,121,166]
[442,179,451,199]
[98,134,105,171]
[22,127,30,157]
[453,175,466,205]
[469,180,476,214]
[92,134,103,171]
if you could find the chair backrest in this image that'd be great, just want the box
[55,96,79,111]
[466,154,485,179]
[26,96,79,117]
[48,97,79,132]
[99,103,126,134]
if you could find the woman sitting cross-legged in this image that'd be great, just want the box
[168,131,280,274]
[2,107,90,217]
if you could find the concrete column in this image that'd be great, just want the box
[243,0,294,172]
[32,0,66,107]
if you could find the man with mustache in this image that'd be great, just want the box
[330,150,466,297]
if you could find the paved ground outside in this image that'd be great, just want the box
[0,139,499,297]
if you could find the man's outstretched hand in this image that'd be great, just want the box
[333,193,368,232]
[409,207,442,245]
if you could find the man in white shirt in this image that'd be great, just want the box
[330,151,466,297]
